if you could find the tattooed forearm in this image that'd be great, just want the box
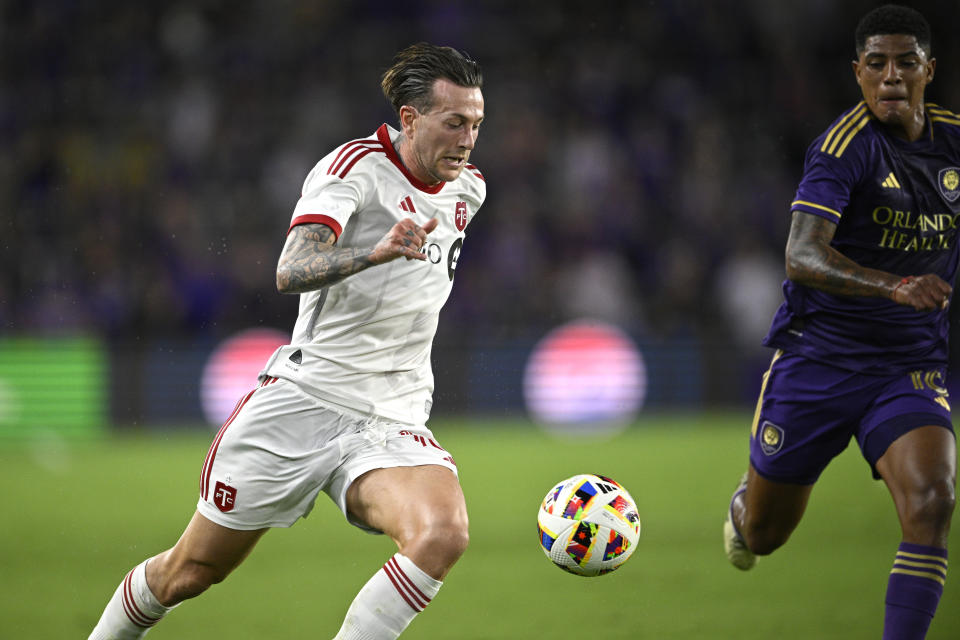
[276,224,375,294]
[785,211,899,298]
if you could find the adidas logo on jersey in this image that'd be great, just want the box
[399,196,416,213]
[881,172,901,189]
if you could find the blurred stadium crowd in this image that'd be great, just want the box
[4,0,960,358]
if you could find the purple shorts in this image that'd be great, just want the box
[750,350,954,484]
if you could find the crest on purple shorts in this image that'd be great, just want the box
[759,421,785,456]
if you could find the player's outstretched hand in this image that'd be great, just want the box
[891,273,952,312]
[370,218,439,264]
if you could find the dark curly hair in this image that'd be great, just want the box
[855,4,931,56]
[381,43,483,118]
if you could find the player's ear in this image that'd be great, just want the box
[399,105,419,137]
[852,59,863,87]
[926,57,936,84]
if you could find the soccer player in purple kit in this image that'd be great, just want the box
[723,5,956,639]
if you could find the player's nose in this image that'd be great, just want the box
[881,61,901,83]
[458,129,476,150]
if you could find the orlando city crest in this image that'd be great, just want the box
[759,421,785,456]
[454,201,468,231]
[938,167,960,202]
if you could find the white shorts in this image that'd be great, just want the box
[196,376,458,532]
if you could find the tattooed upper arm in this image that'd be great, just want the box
[785,211,836,276]
[290,223,338,247]
[276,223,374,294]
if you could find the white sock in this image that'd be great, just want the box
[334,553,443,640]
[89,559,174,639]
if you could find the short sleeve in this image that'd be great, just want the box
[288,164,366,239]
[790,137,867,223]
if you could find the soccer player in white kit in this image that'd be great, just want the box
[89,42,485,639]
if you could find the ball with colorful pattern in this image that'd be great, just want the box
[537,473,641,577]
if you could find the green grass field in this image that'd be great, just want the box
[2,412,957,639]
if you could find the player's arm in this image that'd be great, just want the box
[276,218,439,294]
[785,210,950,311]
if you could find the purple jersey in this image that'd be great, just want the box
[764,102,960,373]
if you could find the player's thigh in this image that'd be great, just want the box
[346,464,467,543]
[171,511,267,570]
[875,424,957,527]
[876,425,956,486]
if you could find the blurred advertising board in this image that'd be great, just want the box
[0,337,107,438]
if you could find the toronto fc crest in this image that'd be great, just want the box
[454,201,467,231]
[214,481,237,512]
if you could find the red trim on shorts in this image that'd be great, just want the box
[199,384,262,501]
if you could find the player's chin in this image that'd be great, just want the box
[434,166,464,182]
[873,102,909,122]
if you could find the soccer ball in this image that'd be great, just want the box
[537,473,641,576]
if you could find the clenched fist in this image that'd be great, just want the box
[891,274,952,312]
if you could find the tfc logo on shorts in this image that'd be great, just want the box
[214,481,238,513]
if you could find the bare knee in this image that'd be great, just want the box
[401,517,469,578]
[148,553,231,606]
[741,518,793,556]
[422,518,470,566]
[901,480,956,542]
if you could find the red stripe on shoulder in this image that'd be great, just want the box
[336,148,378,178]
[288,214,343,239]
[329,137,379,173]
[465,164,484,181]
[329,141,384,178]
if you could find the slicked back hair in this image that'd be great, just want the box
[855,4,932,56]
[381,43,483,118]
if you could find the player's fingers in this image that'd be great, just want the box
[401,229,428,255]
[422,218,439,234]
[394,218,417,237]
[918,279,951,308]
[913,294,946,313]
[919,274,951,293]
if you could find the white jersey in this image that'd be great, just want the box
[261,124,486,425]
